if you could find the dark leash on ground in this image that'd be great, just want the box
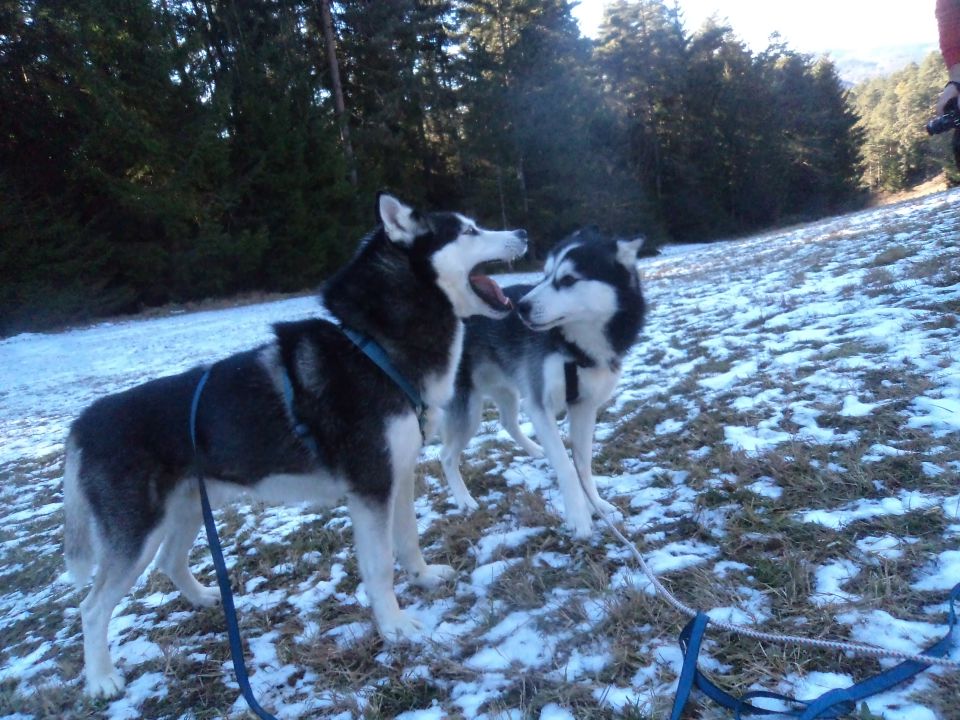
[187,327,426,718]
[577,470,960,719]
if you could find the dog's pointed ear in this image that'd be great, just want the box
[378,193,423,245]
[616,236,645,268]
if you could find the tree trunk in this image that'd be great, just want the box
[495,1,529,224]
[318,0,357,188]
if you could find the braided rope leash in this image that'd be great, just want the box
[588,500,960,669]
[575,472,959,719]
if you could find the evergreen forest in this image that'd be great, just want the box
[0,0,939,335]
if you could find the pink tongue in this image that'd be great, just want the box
[470,274,511,308]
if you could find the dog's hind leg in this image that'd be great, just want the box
[440,390,484,510]
[155,486,219,607]
[568,403,618,517]
[80,527,164,698]
[489,386,544,458]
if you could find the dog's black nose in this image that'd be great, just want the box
[516,298,531,318]
[516,229,528,240]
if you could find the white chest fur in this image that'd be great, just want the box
[578,364,621,407]
[542,355,621,417]
[421,320,464,410]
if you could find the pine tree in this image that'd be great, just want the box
[853,53,955,190]
[455,0,652,251]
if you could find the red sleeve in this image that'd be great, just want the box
[937,0,960,67]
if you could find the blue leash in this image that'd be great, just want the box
[190,366,279,720]
[186,331,423,716]
[670,582,960,719]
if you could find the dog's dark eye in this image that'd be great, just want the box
[464,226,480,236]
[557,275,577,288]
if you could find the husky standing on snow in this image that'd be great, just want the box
[62,194,527,698]
[440,229,645,538]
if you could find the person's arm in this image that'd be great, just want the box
[936,0,960,113]
[937,65,960,115]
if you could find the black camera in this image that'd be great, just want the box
[926,109,960,135]
[927,97,960,135]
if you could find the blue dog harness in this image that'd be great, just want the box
[340,325,428,435]
[277,325,426,450]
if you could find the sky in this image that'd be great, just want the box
[572,0,939,56]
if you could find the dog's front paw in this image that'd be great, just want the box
[592,497,621,518]
[410,563,456,588]
[568,514,594,540]
[523,441,545,459]
[455,494,480,511]
[189,584,221,608]
[377,610,424,642]
[85,669,126,699]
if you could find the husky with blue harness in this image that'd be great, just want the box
[62,194,527,698]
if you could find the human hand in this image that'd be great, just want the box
[937,81,960,115]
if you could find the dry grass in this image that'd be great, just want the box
[869,245,917,267]
[5,392,958,718]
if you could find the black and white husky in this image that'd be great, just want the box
[440,229,645,538]
[63,194,527,698]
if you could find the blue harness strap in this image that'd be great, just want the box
[340,325,427,433]
[670,582,960,719]
[188,367,211,450]
[280,369,320,456]
[190,366,280,720]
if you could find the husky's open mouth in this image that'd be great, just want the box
[469,262,512,312]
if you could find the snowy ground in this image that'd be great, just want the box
[2,189,960,719]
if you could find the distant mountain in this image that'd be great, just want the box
[823,43,939,86]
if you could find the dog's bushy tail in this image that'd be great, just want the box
[63,437,96,588]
